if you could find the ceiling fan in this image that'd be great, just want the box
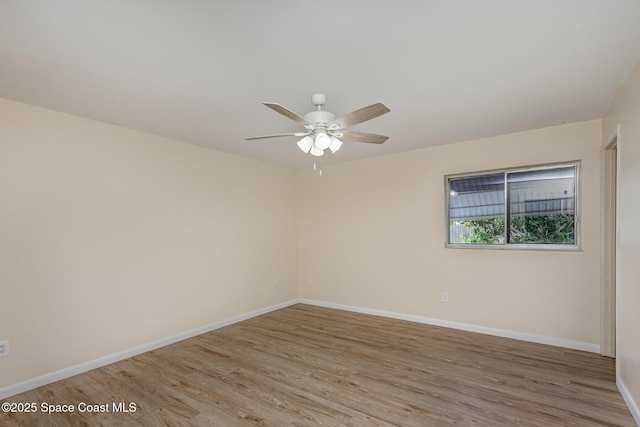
[246,94,390,157]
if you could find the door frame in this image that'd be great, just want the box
[600,124,620,358]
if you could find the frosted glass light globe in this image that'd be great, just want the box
[315,132,331,150]
[297,136,313,153]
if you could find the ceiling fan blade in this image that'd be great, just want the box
[245,131,309,141]
[339,131,389,144]
[329,103,390,129]
[263,103,309,126]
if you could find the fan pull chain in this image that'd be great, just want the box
[313,163,323,176]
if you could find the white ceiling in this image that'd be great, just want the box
[2,1,640,169]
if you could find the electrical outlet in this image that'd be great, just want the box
[307,277,313,286]
[0,340,9,357]
[442,292,449,303]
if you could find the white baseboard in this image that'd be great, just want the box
[618,376,640,426]
[0,299,299,400]
[1,297,603,401]
[299,298,601,353]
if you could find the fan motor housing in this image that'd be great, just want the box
[304,110,335,126]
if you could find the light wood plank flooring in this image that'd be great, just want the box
[1,304,636,426]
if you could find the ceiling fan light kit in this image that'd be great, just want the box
[246,93,390,158]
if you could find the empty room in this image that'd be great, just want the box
[1,1,640,426]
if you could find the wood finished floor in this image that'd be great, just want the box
[1,304,636,426]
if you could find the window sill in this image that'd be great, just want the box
[445,243,582,252]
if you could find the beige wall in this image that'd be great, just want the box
[0,98,298,389]
[298,120,602,345]
[603,61,640,417]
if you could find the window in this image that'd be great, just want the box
[446,163,579,249]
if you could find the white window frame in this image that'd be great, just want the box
[445,161,581,251]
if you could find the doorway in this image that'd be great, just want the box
[601,125,619,358]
